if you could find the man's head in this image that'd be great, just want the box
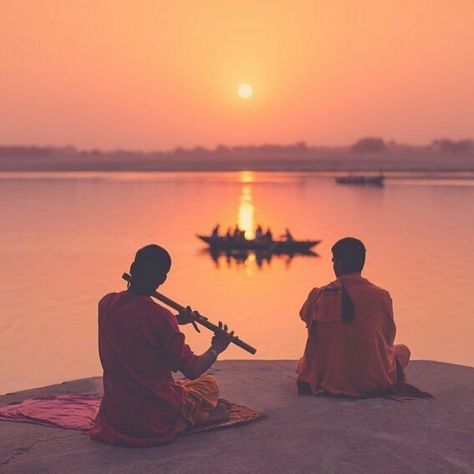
[130,244,172,294]
[331,237,366,277]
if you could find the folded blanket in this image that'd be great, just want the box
[0,394,264,434]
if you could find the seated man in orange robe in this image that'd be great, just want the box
[89,244,234,446]
[297,237,410,397]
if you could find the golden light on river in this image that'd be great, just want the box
[240,170,255,183]
[238,185,255,239]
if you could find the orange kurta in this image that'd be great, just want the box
[297,274,398,397]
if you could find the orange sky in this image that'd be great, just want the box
[1,0,474,149]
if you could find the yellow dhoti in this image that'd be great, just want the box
[175,374,219,433]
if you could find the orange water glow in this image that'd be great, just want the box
[1,172,474,393]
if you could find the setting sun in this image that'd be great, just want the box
[237,83,253,99]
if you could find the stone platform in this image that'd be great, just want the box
[1,360,473,473]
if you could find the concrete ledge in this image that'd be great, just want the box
[1,360,473,473]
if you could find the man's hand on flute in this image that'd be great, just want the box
[177,308,234,354]
[181,321,234,380]
[176,306,206,332]
[211,322,234,353]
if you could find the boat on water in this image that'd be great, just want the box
[197,235,320,254]
[335,175,384,186]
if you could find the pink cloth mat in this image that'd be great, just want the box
[0,394,265,434]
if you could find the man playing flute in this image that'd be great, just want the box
[89,244,234,446]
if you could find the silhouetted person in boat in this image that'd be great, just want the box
[283,228,294,242]
[264,228,273,243]
[225,227,232,240]
[255,225,263,240]
[297,237,410,397]
[211,224,220,238]
[234,225,245,241]
[89,244,234,447]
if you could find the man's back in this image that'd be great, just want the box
[90,291,197,445]
[297,274,398,397]
[97,291,194,397]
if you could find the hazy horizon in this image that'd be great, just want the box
[2,1,474,150]
[2,136,474,153]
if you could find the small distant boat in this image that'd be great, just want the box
[336,175,384,186]
[197,235,320,254]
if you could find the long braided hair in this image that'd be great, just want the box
[340,283,355,323]
[331,237,366,324]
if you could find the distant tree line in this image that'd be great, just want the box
[351,137,474,154]
[351,137,386,153]
[431,139,473,153]
[0,138,473,160]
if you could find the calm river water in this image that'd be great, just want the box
[1,171,473,393]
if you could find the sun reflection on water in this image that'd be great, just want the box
[244,252,256,276]
[239,170,255,184]
[238,185,255,239]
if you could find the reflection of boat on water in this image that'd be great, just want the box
[203,247,318,270]
[336,175,384,186]
[197,235,321,254]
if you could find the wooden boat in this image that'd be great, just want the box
[335,175,384,186]
[197,235,321,253]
